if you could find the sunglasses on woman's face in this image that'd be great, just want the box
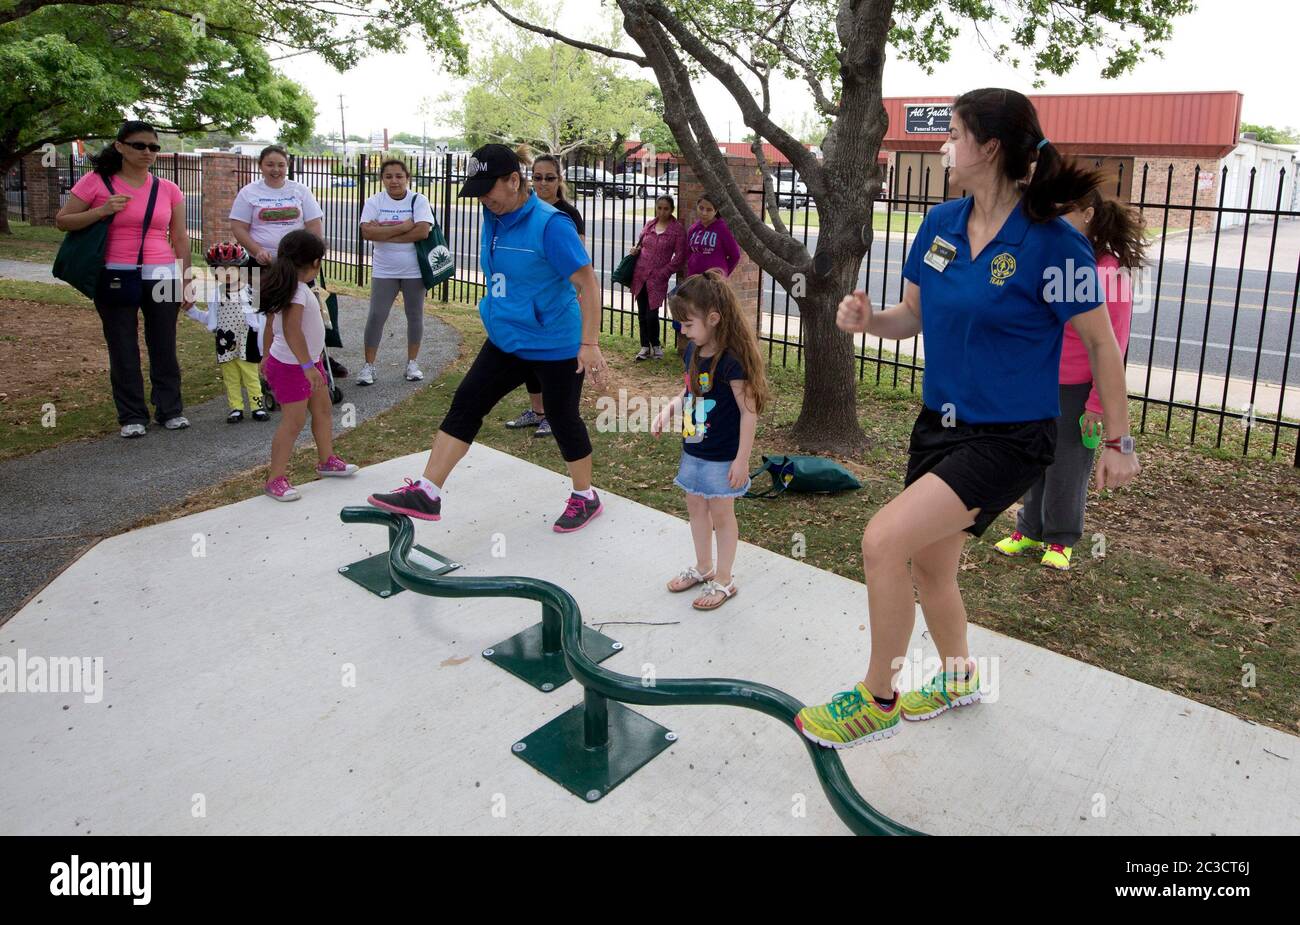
[122,142,162,152]
[533,174,559,182]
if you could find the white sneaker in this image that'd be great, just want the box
[651,346,664,359]
[357,363,376,386]
[120,423,146,438]
[405,360,423,381]
[163,416,190,430]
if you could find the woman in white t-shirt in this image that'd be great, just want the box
[358,158,434,385]
[229,145,324,264]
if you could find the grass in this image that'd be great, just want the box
[0,221,64,262]
[141,297,1300,736]
[0,278,224,461]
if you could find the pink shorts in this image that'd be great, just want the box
[264,354,326,404]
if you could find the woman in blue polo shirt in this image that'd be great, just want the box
[796,88,1142,750]
[365,144,609,533]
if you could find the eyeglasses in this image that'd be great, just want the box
[122,142,162,152]
[533,175,559,182]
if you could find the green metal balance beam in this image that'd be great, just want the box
[338,505,926,836]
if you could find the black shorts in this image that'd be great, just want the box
[903,406,1057,538]
[439,339,591,462]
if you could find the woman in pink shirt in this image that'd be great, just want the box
[57,121,192,437]
[628,194,687,360]
[994,189,1145,570]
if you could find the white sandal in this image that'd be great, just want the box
[692,579,737,611]
[667,566,715,593]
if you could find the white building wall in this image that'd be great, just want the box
[1218,139,1298,227]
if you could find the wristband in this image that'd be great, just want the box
[300,361,316,372]
[1079,414,1102,450]
[581,341,598,346]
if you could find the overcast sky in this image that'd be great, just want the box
[257,0,1296,144]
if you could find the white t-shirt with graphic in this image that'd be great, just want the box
[229,180,324,257]
[361,190,435,279]
[270,282,326,365]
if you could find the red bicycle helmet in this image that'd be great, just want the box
[205,241,248,267]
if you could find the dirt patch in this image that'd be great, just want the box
[0,298,108,400]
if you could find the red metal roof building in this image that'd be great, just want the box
[882,91,1242,159]
[881,91,1245,227]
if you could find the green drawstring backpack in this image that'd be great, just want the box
[743,455,861,499]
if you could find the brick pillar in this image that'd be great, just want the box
[201,152,253,252]
[677,153,765,311]
[22,153,63,226]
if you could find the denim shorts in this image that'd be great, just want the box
[674,451,751,499]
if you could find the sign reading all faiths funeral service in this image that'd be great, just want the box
[905,104,952,134]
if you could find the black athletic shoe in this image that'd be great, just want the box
[553,491,602,533]
[227,409,244,423]
[329,356,349,379]
[367,478,442,521]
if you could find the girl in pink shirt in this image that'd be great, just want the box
[258,230,357,502]
[994,190,1145,570]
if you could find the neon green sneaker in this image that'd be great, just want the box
[900,664,982,722]
[994,531,1044,556]
[796,682,902,749]
[1040,544,1072,570]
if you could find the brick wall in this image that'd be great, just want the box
[200,152,256,252]
[21,153,63,227]
[1130,156,1221,232]
[676,154,764,310]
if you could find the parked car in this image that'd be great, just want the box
[773,167,810,208]
[564,166,631,198]
[330,176,356,188]
[637,167,678,199]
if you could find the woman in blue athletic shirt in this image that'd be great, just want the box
[796,88,1142,750]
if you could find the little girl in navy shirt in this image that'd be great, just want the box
[651,269,769,610]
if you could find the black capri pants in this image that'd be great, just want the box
[440,339,592,462]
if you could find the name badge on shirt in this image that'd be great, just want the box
[923,235,958,272]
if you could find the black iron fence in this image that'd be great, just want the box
[752,163,1300,465]
[8,150,1296,463]
[5,153,204,256]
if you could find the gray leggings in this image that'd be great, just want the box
[1016,382,1096,547]
[365,277,425,351]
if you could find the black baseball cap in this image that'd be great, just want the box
[458,144,523,198]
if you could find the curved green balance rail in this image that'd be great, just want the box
[340,505,926,836]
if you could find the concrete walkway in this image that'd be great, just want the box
[0,259,462,619]
[0,444,1294,835]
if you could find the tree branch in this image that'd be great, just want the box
[481,0,648,66]
[642,0,818,180]
[624,3,806,281]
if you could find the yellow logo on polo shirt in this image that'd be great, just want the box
[990,252,1016,286]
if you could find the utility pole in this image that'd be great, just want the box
[338,94,347,157]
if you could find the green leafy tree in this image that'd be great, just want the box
[455,32,670,158]
[0,0,467,233]
[486,0,1197,451]
[0,0,467,71]
[1240,123,1300,145]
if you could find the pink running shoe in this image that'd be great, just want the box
[265,476,301,502]
[317,455,358,477]
[367,478,441,521]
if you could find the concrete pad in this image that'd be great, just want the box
[0,444,1296,835]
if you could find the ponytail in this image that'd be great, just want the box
[92,120,157,179]
[258,229,324,316]
[953,88,1101,222]
[1080,188,1147,268]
